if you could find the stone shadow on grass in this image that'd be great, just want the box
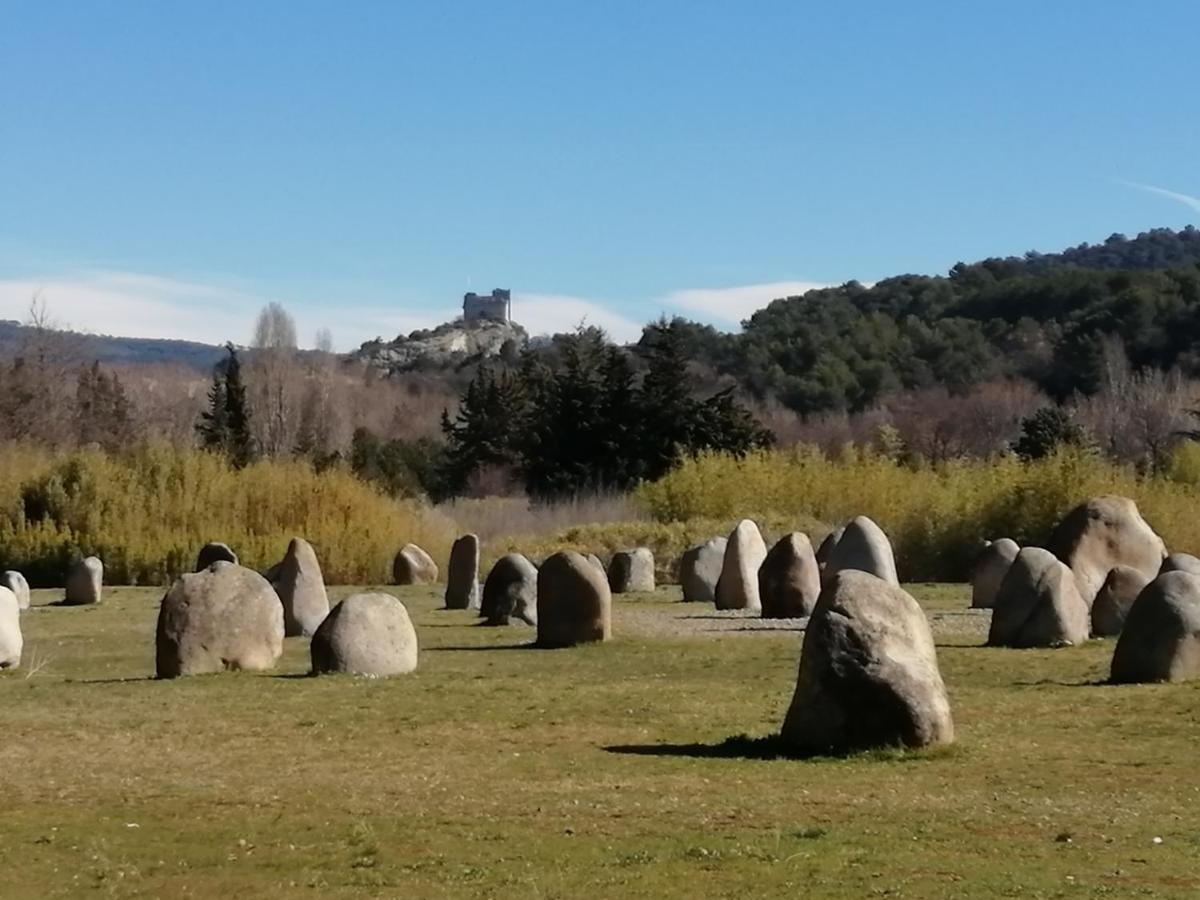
[606,735,960,762]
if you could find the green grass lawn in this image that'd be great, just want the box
[1,584,1198,898]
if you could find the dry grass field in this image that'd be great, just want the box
[1,584,1198,898]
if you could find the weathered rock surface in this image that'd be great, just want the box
[196,542,238,571]
[355,318,529,373]
[537,551,611,647]
[273,538,330,637]
[680,537,727,604]
[0,587,21,668]
[64,557,103,606]
[781,571,953,755]
[715,520,767,612]
[444,534,480,609]
[155,563,284,678]
[393,544,439,585]
[1,571,30,611]
[816,527,845,587]
[1161,552,1200,577]
[1047,496,1166,606]
[971,539,1019,609]
[988,547,1089,648]
[824,516,899,587]
[608,548,655,594]
[481,553,539,626]
[311,593,419,677]
[1091,565,1152,638]
[1110,571,1200,683]
[758,533,821,618]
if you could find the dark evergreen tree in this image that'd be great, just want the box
[1012,407,1087,460]
[197,344,255,467]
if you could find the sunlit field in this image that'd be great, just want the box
[2,584,1197,898]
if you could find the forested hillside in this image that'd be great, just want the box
[685,227,1200,414]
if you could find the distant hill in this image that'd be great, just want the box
[0,320,227,371]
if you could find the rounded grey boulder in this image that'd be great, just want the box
[1110,571,1200,684]
[988,547,1089,648]
[196,542,238,571]
[824,516,899,587]
[481,553,538,626]
[311,592,419,677]
[608,548,655,594]
[816,526,845,588]
[64,556,103,606]
[1047,496,1166,606]
[758,533,821,618]
[537,551,611,647]
[0,587,22,669]
[393,543,439,585]
[444,534,480,609]
[781,571,953,755]
[1161,552,1200,577]
[971,538,1019,609]
[155,563,284,678]
[680,537,726,604]
[1,570,30,611]
[1091,565,1152,638]
[273,537,330,637]
[715,519,767,612]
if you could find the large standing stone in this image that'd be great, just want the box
[1047,496,1166,606]
[444,534,480,609]
[608,548,655,594]
[1,571,30,611]
[64,557,103,606]
[824,516,899,587]
[393,543,439,585]
[537,551,611,647]
[1110,571,1200,684]
[680,537,727,604]
[816,526,845,587]
[971,539,1019,609]
[481,553,539,626]
[988,547,1089,648]
[715,520,767,612]
[0,587,21,669]
[196,542,238,571]
[781,571,953,755]
[1161,552,1200,577]
[155,563,284,678]
[311,593,418,677]
[273,537,329,637]
[758,533,821,618]
[1091,565,1152,638]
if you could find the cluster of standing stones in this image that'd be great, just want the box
[1,492,1198,757]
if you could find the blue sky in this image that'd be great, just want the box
[2,1,1199,348]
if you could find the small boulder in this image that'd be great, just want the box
[680,537,727,604]
[1047,496,1166,606]
[0,587,21,668]
[444,534,481,609]
[758,533,821,618]
[1091,565,1152,638]
[1110,571,1200,684]
[988,547,1089,648]
[971,539,1019,609]
[715,520,767,612]
[64,556,103,606]
[481,553,539,626]
[311,593,419,677]
[196,542,238,571]
[537,551,611,647]
[816,527,845,587]
[393,543,439,585]
[824,516,899,587]
[273,538,330,637]
[608,548,655,594]
[781,571,953,755]
[1161,552,1200,577]
[155,563,284,678]
[1,571,30,611]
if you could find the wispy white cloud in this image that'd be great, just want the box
[1118,180,1200,215]
[662,280,831,325]
[511,293,645,343]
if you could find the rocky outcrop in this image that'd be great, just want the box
[355,318,529,373]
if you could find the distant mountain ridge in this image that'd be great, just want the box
[0,320,227,371]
